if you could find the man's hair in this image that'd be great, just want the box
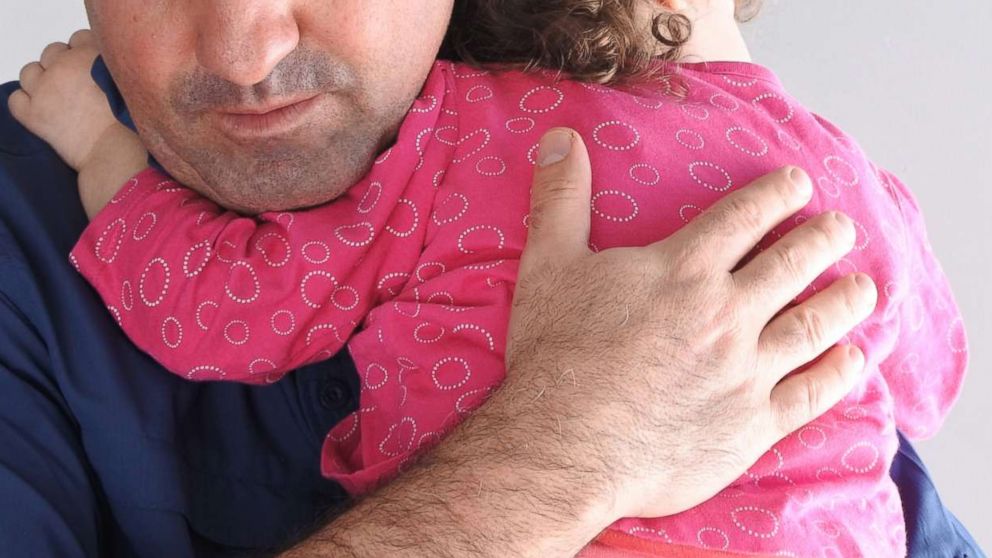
[441,0,761,86]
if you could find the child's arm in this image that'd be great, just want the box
[9,31,378,383]
[325,262,516,496]
[7,30,147,219]
[68,165,385,384]
[75,123,148,218]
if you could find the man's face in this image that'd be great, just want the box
[84,0,455,213]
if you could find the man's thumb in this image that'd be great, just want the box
[525,128,593,262]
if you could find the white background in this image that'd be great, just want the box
[1,0,989,549]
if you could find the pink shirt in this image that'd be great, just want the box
[70,60,968,556]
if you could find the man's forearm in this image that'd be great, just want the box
[281,373,618,558]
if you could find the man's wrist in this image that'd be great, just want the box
[418,392,619,556]
[282,371,619,558]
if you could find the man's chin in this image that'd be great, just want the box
[191,156,370,215]
[148,119,382,214]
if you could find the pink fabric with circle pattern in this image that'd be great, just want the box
[70,60,968,557]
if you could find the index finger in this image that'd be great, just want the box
[660,167,813,272]
[68,29,96,49]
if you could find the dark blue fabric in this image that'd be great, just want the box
[894,432,986,557]
[0,75,357,556]
[0,57,984,557]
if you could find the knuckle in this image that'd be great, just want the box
[680,210,731,257]
[41,42,67,60]
[666,239,710,278]
[774,402,802,436]
[533,175,578,197]
[776,381,822,433]
[531,177,575,202]
[773,243,807,280]
[714,300,747,343]
[723,195,765,234]
[793,307,826,349]
[528,178,582,227]
[802,378,822,419]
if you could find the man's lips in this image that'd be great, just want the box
[213,94,322,138]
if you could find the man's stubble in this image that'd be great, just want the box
[131,45,414,214]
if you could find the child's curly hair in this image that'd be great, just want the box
[441,0,761,86]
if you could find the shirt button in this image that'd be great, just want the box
[319,379,351,409]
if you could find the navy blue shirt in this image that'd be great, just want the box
[0,58,983,557]
[0,61,357,556]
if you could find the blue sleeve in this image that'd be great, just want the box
[0,286,102,556]
[893,432,987,557]
[0,78,103,556]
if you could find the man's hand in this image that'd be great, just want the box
[283,128,877,558]
[505,128,877,520]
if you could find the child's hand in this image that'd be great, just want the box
[9,29,150,218]
[8,30,123,171]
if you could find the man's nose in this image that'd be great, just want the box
[194,1,300,87]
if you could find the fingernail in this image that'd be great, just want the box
[847,345,864,365]
[538,130,573,167]
[854,273,874,292]
[833,213,856,241]
[789,167,811,195]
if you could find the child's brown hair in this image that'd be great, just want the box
[441,0,761,85]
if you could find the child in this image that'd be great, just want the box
[11,1,967,555]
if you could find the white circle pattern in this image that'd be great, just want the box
[689,161,734,191]
[95,218,126,263]
[223,320,250,346]
[139,258,171,307]
[162,316,183,349]
[254,233,291,268]
[271,310,296,336]
[519,86,565,114]
[592,190,640,223]
[592,120,641,151]
[225,261,260,304]
[676,129,706,150]
[629,163,661,186]
[431,356,472,391]
[132,212,158,241]
[301,241,331,265]
[726,126,770,157]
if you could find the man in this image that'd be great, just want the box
[0,2,980,556]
